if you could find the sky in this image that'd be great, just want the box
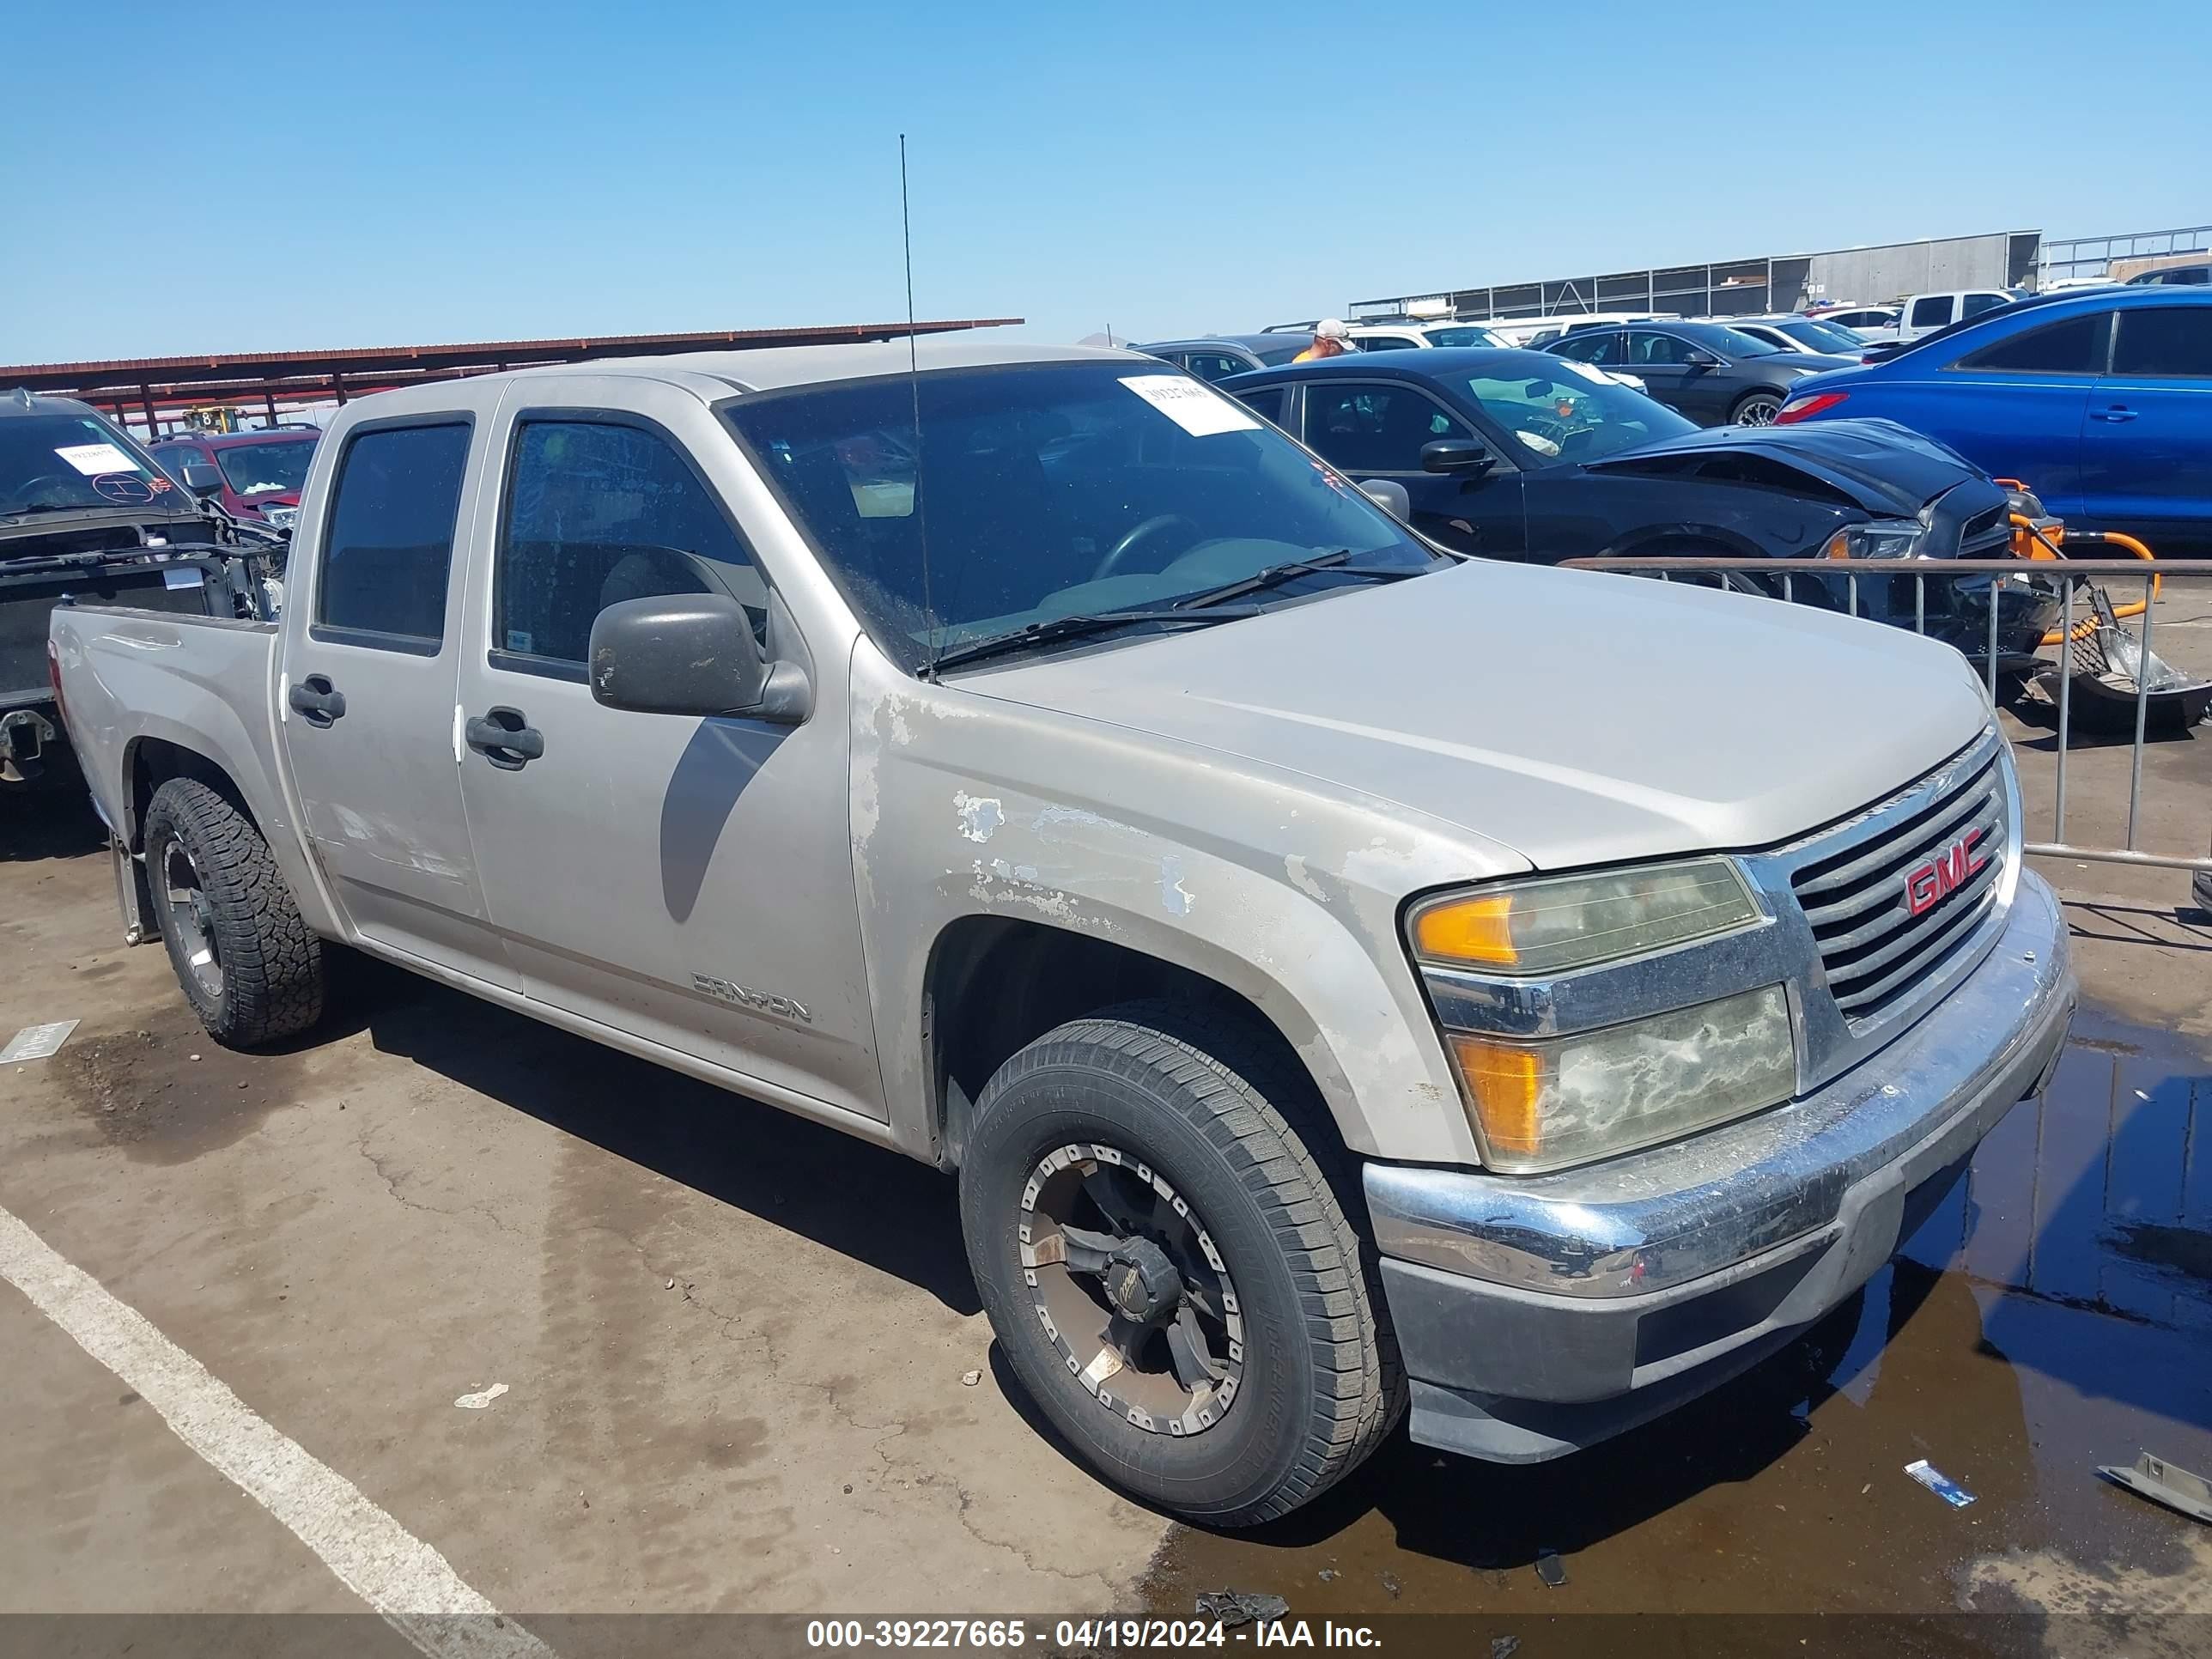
[3,0,2208,365]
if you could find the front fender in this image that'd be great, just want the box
[849,644,1526,1168]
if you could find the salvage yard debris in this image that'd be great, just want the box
[0,1020,79,1064]
[2099,1451,2212,1524]
[453,1382,510,1410]
[1905,1458,1977,1508]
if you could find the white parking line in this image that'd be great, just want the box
[0,1203,554,1659]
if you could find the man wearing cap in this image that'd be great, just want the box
[1292,319,1352,362]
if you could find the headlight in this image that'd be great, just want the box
[1408,859,1796,1173]
[1446,986,1796,1173]
[1820,518,1923,560]
[1409,857,1760,975]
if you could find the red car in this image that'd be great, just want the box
[149,427,320,531]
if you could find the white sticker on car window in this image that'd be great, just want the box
[1119,375,1261,437]
[1559,360,1612,386]
[54,441,138,477]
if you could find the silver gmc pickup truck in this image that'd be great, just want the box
[49,340,2075,1525]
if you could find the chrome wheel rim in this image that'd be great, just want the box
[161,840,224,1000]
[1736,396,1781,426]
[1018,1142,1243,1436]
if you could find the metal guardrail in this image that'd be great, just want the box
[1559,556,2211,879]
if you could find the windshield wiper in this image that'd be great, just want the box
[0,501,94,519]
[1174,549,1429,611]
[928,605,1260,675]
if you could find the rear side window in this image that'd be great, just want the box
[1182,352,1249,382]
[315,422,471,649]
[495,419,767,676]
[1961,292,2011,319]
[1356,336,1419,352]
[1955,312,2109,374]
[2110,307,2212,379]
[1910,296,1954,329]
[1233,386,1289,426]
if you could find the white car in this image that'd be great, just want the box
[1807,305,1899,333]
[1347,321,1648,392]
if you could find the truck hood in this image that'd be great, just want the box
[961,559,1991,872]
[1586,416,1982,517]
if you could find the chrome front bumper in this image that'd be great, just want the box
[1365,871,2074,1462]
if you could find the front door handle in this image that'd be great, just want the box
[288,676,346,726]
[465,707,544,770]
[2092,404,2139,423]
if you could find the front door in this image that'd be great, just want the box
[2081,304,2212,549]
[281,416,514,987]
[452,385,884,1121]
[1299,378,1526,557]
[1627,330,1724,422]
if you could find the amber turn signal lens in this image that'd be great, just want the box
[1447,1034,1542,1158]
[1412,894,1517,966]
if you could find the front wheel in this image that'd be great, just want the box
[143,777,325,1048]
[959,1003,1402,1526]
[1731,390,1784,426]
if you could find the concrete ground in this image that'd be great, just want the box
[1,586,2208,1650]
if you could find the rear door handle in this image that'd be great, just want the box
[288,676,346,726]
[465,707,544,770]
[2092,405,2139,422]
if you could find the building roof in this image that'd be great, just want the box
[0,319,1024,415]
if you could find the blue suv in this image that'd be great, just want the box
[1776,288,2212,553]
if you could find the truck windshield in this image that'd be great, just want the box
[1,412,182,518]
[213,439,316,496]
[724,361,1442,672]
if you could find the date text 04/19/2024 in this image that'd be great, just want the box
[804,1620,1384,1650]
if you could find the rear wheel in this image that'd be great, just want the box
[143,778,325,1048]
[1732,389,1784,426]
[959,1002,1401,1525]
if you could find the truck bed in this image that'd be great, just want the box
[47,602,285,847]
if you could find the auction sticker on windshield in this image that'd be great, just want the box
[53,442,138,477]
[1119,375,1261,438]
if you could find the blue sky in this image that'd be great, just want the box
[4,0,2206,363]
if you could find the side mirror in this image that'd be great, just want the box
[587,593,807,724]
[1358,479,1412,519]
[1683,349,1724,369]
[1421,438,1492,474]
[180,463,224,496]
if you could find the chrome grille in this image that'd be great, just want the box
[1790,747,2009,1023]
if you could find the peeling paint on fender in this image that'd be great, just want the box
[1284,853,1327,903]
[955,793,1004,843]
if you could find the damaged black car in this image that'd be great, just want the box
[1221,348,2059,676]
[2,390,281,790]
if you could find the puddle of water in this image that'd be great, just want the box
[1144,1003,2212,1623]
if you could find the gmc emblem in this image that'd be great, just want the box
[1905,828,1990,917]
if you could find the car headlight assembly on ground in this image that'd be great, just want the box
[1407,860,1797,1173]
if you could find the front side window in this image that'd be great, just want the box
[1955,311,2109,375]
[496,420,767,672]
[1463,367,1695,462]
[1630,331,1692,366]
[316,422,470,647]
[1911,295,1954,329]
[213,439,316,497]
[2110,307,2212,379]
[1305,384,1472,472]
[724,362,1438,671]
[1,411,185,516]
[1355,336,1419,352]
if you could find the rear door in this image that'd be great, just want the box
[1298,377,1525,556]
[450,380,885,1121]
[280,415,514,987]
[2081,304,2212,548]
[1933,306,2109,515]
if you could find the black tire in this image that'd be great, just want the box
[143,777,325,1048]
[959,1000,1402,1526]
[1731,388,1784,426]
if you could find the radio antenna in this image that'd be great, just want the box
[900,133,939,678]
